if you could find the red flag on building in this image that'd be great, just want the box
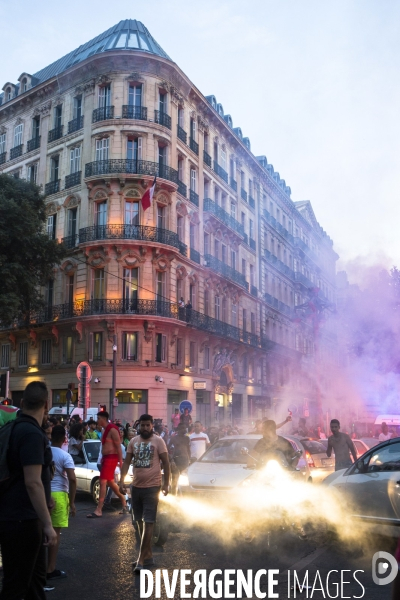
[141,176,156,211]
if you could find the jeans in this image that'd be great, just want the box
[0,519,46,599]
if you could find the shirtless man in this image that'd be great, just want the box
[87,410,127,518]
[327,419,357,471]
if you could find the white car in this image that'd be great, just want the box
[324,437,400,535]
[178,434,312,497]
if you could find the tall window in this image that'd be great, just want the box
[157,205,166,229]
[189,224,195,249]
[177,216,184,241]
[92,269,105,299]
[156,271,166,301]
[70,147,81,174]
[222,298,227,322]
[242,259,246,277]
[21,78,27,93]
[18,342,28,367]
[230,201,236,220]
[128,84,142,106]
[232,304,237,327]
[214,239,219,259]
[122,333,138,360]
[178,158,184,182]
[47,214,57,239]
[14,124,23,147]
[123,268,138,306]
[204,290,209,316]
[220,148,227,171]
[176,338,183,366]
[32,116,40,139]
[92,332,103,361]
[0,133,5,154]
[96,138,109,161]
[73,96,82,119]
[221,244,226,264]
[54,105,62,129]
[231,250,236,270]
[67,208,77,238]
[41,339,52,365]
[176,278,183,303]
[214,295,220,320]
[204,132,209,154]
[190,117,196,140]
[204,346,210,370]
[95,201,107,227]
[155,333,166,362]
[249,219,254,240]
[243,309,247,332]
[27,163,38,184]
[46,280,54,308]
[66,274,74,305]
[250,264,255,287]
[189,342,196,367]
[125,200,139,225]
[62,336,73,364]
[98,85,111,107]
[158,145,167,168]
[50,156,59,182]
[204,233,210,255]
[251,312,256,334]
[190,168,196,191]
[1,344,10,369]
[178,107,184,128]
[159,92,167,114]
[127,138,142,161]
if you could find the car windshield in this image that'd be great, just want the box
[301,440,327,455]
[83,441,100,463]
[199,439,259,463]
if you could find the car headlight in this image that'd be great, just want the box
[239,475,254,488]
[178,472,190,487]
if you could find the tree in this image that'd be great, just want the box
[0,174,66,325]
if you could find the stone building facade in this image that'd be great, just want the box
[0,20,340,427]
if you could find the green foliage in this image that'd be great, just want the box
[0,174,66,325]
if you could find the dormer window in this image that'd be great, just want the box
[21,79,27,93]
[6,88,12,101]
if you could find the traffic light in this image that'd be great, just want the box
[0,374,7,397]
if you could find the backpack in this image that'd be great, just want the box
[0,416,36,495]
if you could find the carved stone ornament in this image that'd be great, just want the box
[170,327,179,346]
[156,193,170,206]
[97,75,111,86]
[39,101,52,116]
[87,251,109,268]
[126,72,144,83]
[189,210,199,224]
[176,265,187,280]
[154,256,169,271]
[29,330,37,349]
[14,117,23,126]
[60,260,77,275]
[143,320,156,343]
[93,189,109,201]
[45,202,59,215]
[72,321,83,343]
[188,271,197,285]
[63,194,81,208]
[197,115,209,133]
[124,188,141,199]
[199,337,210,353]
[48,324,59,347]
[115,248,145,266]
[176,201,188,217]
[106,321,115,344]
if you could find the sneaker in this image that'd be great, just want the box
[44,586,55,592]
[47,570,67,579]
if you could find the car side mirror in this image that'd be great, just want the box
[73,455,85,465]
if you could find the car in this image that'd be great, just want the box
[296,438,334,483]
[318,438,369,460]
[178,434,312,497]
[324,436,400,535]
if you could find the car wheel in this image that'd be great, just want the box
[153,513,169,547]
[92,478,100,504]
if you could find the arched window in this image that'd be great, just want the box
[21,79,27,93]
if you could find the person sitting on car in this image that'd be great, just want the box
[252,420,300,470]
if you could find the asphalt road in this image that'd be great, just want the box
[45,492,395,600]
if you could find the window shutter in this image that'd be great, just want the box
[138,137,142,160]
[162,335,166,362]
[88,332,93,361]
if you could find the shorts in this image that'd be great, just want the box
[100,454,119,481]
[51,491,69,528]
[131,486,161,523]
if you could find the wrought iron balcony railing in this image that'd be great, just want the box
[62,234,79,250]
[190,248,200,264]
[0,152,6,165]
[205,253,247,289]
[204,198,245,237]
[213,160,228,183]
[294,271,314,289]
[65,171,82,189]
[177,125,187,144]
[92,106,114,123]
[177,180,187,197]
[189,189,199,207]
[203,150,212,167]
[294,237,319,264]
[10,145,23,160]
[263,292,293,317]
[122,105,147,120]
[264,249,294,279]
[27,136,41,152]
[48,126,63,143]
[79,224,187,254]
[241,188,247,201]
[250,285,258,297]
[85,159,178,184]
[154,111,171,129]
[68,116,84,134]
[230,177,237,192]
[45,180,60,195]
[189,138,199,155]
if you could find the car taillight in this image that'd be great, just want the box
[305,451,315,468]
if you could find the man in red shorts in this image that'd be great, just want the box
[87,411,127,518]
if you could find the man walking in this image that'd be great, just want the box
[47,425,76,580]
[189,421,210,460]
[327,419,357,471]
[379,422,393,442]
[0,381,57,599]
[87,410,127,518]
[120,414,170,572]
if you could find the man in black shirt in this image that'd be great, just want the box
[253,420,300,469]
[0,381,57,599]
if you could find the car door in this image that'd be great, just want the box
[343,441,400,522]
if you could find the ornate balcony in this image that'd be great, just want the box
[48,126,63,143]
[27,136,40,152]
[263,292,293,317]
[205,253,247,289]
[203,150,212,167]
[92,106,114,123]
[154,111,171,129]
[204,198,245,237]
[190,248,200,264]
[189,189,199,207]
[122,105,147,120]
[10,145,23,160]
[68,116,84,134]
[62,234,79,250]
[65,171,81,189]
[0,152,6,165]
[85,159,178,185]
[189,138,199,155]
[213,160,228,183]
[79,224,187,254]
[294,271,313,289]
[177,180,187,198]
[263,209,294,243]
[230,177,237,192]
[250,285,258,297]
[294,237,319,264]
[264,249,294,280]
[241,188,247,201]
[177,125,187,143]
[45,180,60,195]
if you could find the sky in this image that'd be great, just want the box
[0,0,399,272]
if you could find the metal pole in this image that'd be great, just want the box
[80,366,88,422]
[111,334,117,421]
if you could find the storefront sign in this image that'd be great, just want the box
[193,381,206,390]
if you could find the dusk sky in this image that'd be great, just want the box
[1,0,399,273]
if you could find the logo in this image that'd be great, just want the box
[372,551,398,586]
[210,478,216,484]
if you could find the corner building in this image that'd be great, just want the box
[0,20,340,427]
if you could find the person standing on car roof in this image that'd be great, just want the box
[327,419,357,471]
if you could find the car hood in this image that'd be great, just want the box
[187,461,251,489]
[323,468,348,486]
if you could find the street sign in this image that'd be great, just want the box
[179,400,192,414]
[193,381,206,390]
[76,361,92,383]
[113,397,119,407]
